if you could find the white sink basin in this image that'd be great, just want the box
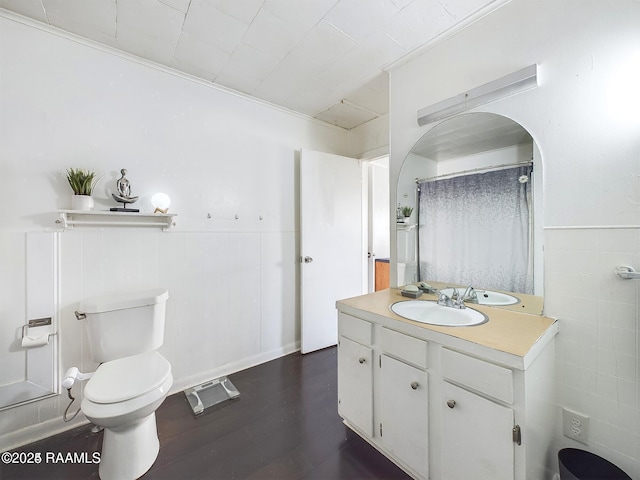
[390,300,488,327]
[439,288,519,306]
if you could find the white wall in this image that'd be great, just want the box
[389,0,640,477]
[349,113,390,160]
[0,14,351,450]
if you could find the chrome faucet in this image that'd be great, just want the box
[438,287,467,309]
[461,286,478,304]
[451,287,466,309]
[438,286,476,309]
[437,291,455,307]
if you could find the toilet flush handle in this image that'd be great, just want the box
[74,311,86,321]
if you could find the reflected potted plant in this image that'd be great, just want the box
[401,206,413,222]
[66,168,100,211]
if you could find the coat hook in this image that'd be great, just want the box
[259,215,263,220]
[235,214,239,220]
[207,213,212,219]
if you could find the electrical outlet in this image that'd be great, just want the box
[562,407,589,444]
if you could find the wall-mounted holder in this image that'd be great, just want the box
[615,265,640,279]
[56,210,176,231]
[22,317,54,349]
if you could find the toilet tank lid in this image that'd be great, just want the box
[79,289,169,314]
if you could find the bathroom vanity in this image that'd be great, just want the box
[336,288,558,480]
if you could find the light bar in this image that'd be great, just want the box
[417,64,538,126]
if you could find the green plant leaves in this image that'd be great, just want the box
[66,168,100,195]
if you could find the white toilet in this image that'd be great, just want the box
[76,289,173,480]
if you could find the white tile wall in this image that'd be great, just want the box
[56,229,298,392]
[545,227,640,478]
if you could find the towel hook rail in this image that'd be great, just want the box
[615,265,640,279]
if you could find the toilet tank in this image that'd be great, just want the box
[78,289,169,363]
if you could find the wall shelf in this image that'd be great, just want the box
[396,223,416,230]
[56,210,176,231]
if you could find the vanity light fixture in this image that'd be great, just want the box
[417,64,538,126]
[151,193,171,214]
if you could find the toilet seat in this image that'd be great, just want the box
[85,351,171,404]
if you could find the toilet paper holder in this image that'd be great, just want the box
[25,317,52,329]
[21,317,54,348]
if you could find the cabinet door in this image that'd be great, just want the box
[441,382,514,480]
[380,355,429,477]
[338,335,373,436]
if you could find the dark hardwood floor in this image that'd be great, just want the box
[2,347,411,480]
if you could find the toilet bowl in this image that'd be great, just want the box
[81,351,172,480]
[71,289,172,479]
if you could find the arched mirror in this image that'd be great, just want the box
[396,112,544,314]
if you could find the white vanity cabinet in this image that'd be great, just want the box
[336,290,558,480]
[337,334,373,436]
[379,354,429,476]
[440,348,521,480]
[337,313,374,437]
[440,348,517,480]
[379,326,429,476]
[441,382,514,480]
[338,313,431,478]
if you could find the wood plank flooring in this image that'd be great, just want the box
[2,347,411,479]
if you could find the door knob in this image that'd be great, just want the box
[410,381,419,390]
[447,399,456,409]
[358,357,366,364]
[304,256,313,263]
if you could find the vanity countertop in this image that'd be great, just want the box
[336,288,557,367]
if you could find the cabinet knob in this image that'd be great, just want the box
[410,381,419,390]
[447,399,456,409]
[358,357,366,364]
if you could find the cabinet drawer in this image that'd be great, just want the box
[339,313,373,345]
[380,327,428,369]
[441,348,513,404]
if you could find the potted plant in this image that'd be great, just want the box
[401,206,413,222]
[66,167,100,211]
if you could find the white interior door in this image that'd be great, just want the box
[300,149,365,354]
[367,157,390,291]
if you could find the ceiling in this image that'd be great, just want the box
[411,113,533,161]
[0,0,505,130]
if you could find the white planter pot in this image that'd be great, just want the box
[71,195,94,211]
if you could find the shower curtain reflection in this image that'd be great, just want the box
[418,165,533,294]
